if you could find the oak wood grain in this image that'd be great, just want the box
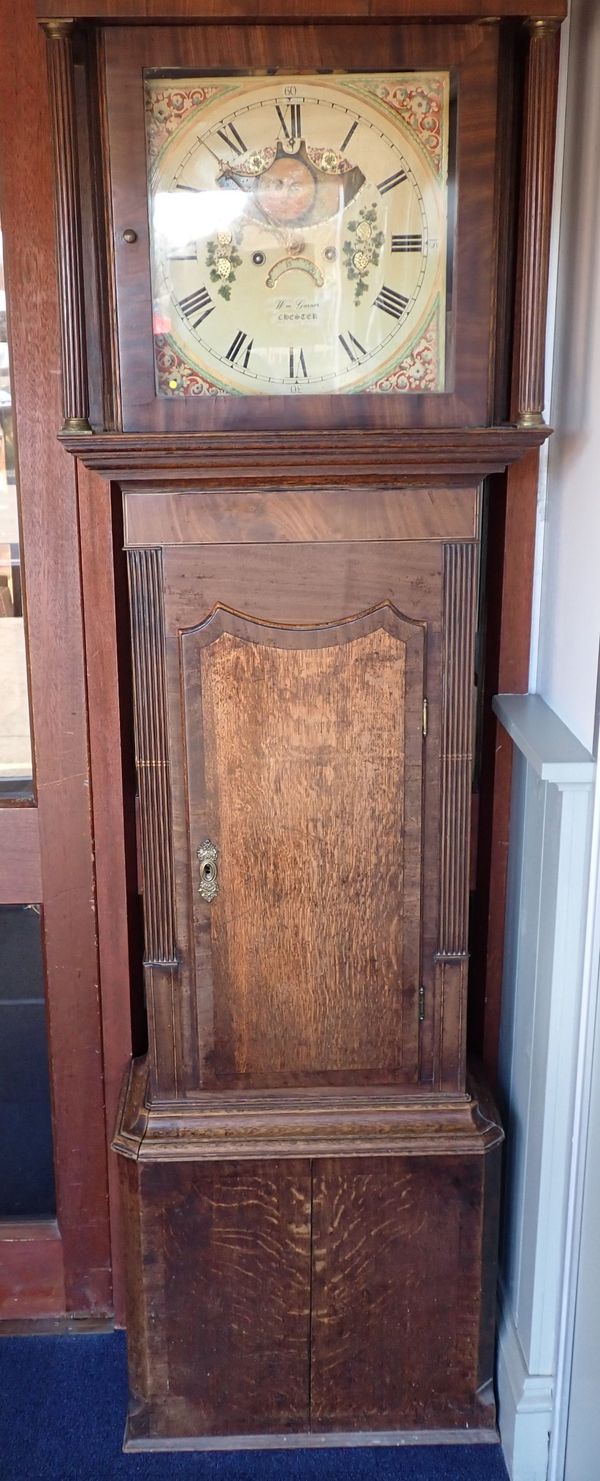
[114,1053,504,1163]
[161,539,443,1096]
[115,1057,502,1443]
[124,1158,311,1441]
[311,1154,499,1432]
[182,605,424,1087]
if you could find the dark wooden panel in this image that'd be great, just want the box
[0,809,42,904]
[165,539,444,631]
[0,1222,65,1320]
[123,1157,311,1441]
[63,425,552,481]
[124,487,478,548]
[436,956,468,1090]
[103,21,498,431]
[311,1153,498,1432]
[36,2,569,24]
[470,450,539,1079]
[114,1053,505,1162]
[0,0,111,1317]
[145,962,179,1097]
[183,604,424,1088]
[470,22,561,1069]
[77,463,137,1326]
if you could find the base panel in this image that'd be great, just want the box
[116,1060,502,1449]
[124,1424,501,1452]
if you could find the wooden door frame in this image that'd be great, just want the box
[0,0,130,1321]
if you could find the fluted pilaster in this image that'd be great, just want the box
[516,19,561,428]
[43,20,91,433]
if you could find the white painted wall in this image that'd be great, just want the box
[563,934,600,1480]
[535,0,600,749]
[527,0,600,1473]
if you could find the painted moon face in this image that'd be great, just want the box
[256,157,317,224]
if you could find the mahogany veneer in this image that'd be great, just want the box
[36,2,567,20]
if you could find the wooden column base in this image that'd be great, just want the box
[115,1059,502,1450]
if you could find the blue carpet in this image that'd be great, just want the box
[0,1332,509,1481]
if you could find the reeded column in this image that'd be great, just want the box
[127,546,176,971]
[43,20,91,433]
[435,541,477,1093]
[127,546,178,1099]
[516,19,561,429]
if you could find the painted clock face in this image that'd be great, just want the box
[145,72,450,398]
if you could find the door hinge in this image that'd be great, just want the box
[422,697,428,738]
[419,984,425,1022]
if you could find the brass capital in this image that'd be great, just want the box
[61,416,93,434]
[517,409,547,429]
[524,18,562,38]
[42,19,75,42]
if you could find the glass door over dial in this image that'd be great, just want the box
[145,71,450,398]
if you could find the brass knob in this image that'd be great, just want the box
[122,228,138,244]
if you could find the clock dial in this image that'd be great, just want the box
[145,73,450,397]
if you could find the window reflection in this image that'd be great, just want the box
[0,221,32,796]
[0,904,55,1217]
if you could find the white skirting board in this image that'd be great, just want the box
[497,1289,553,1481]
[493,695,596,1481]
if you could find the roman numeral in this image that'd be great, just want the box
[276,102,302,141]
[179,287,215,329]
[374,286,409,320]
[225,330,253,369]
[289,347,308,379]
[340,120,359,153]
[377,168,408,195]
[214,121,247,157]
[338,331,367,364]
[391,234,423,253]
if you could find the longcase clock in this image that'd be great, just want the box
[38,0,565,1451]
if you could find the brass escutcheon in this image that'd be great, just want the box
[197,840,219,902]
